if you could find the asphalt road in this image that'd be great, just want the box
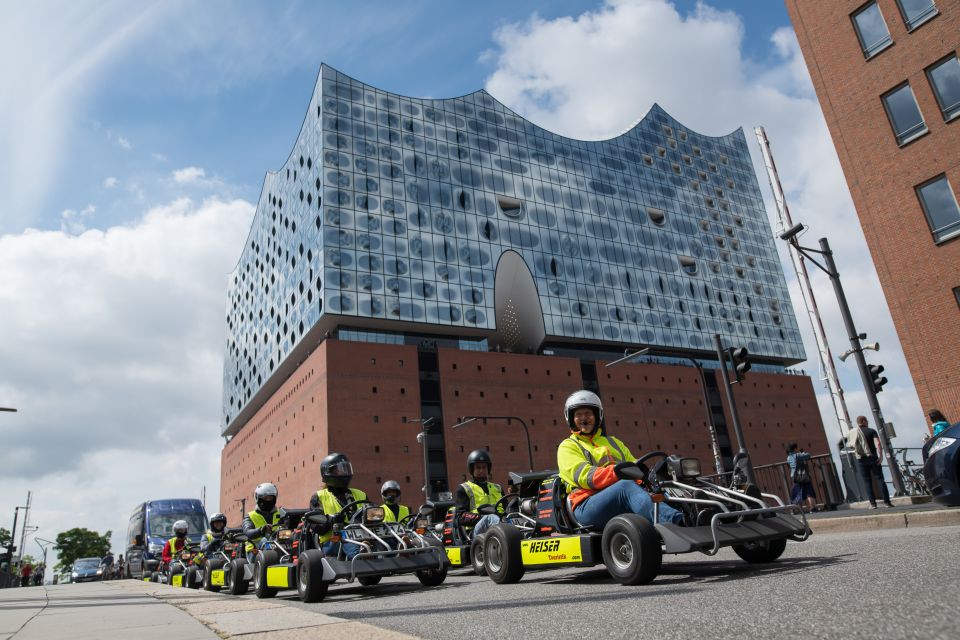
[234,525,959,640]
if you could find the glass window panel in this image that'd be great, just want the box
[882,84,927,145]
[895,0,938,29]
[917,175,960,242]
[851,2,893,58]
[927,56,960,121]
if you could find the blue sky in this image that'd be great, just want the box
[0,1,930,561]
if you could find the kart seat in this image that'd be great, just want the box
[549,476,592,533]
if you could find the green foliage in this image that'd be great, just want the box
[0,527,11,550]
[20,554,37,566]
[53,528,112,573]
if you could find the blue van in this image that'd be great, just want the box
[125,499,208,579]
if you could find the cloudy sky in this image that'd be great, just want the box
[0,0,928,567]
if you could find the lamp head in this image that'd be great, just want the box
[779,223,804,242]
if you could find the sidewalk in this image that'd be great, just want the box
[804,499,960,534]
[0,580,421,640]
[0,581,218,640]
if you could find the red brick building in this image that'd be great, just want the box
[219,336,826,516]
[786,0,960,422]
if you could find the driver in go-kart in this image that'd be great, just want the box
[558,390,684,529]
[380,480,410,523]
[454,449,503,539]
[160,520,190,570]
[198,512,228,564]
[242,483,282,563]
[309,452,366,559]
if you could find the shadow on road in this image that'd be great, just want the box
[275,578,470,605]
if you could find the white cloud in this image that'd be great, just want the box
[152,152,168,162]
[103,176,119,188]
[484,0,927,448]
[0,196,254,565]
[117,135,132,150]
[59,204,96,234]
[172,166,207,184]
[0,2,165,231]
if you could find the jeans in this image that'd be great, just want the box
[858,456,891,505]
[322,540,360,560]
[574,480,684,528]
[471,514,500,539]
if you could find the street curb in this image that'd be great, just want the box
[808,508,960,534]
[112,580,421,639]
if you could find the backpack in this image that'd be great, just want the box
[846,427,871,459]
[792,455,810,484]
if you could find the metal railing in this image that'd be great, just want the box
[702,454,845,510]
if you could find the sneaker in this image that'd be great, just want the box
[869,503,878,509]
[884,502,895,508]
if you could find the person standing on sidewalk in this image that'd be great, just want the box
[787,443,816,513]
[850,415,894,509]
[19,561,32,587]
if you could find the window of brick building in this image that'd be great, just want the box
[926,55,960,122]
[895,0,938,31]
[851,2,893,59]
[916,174,960,242]
[882,83,927,145]
[953,286,960,309]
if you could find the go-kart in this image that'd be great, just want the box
[250,500,448,602]
[441,486,534,575]
[482,453,810,585]
[197,528,247,592]
[151,542,201,587]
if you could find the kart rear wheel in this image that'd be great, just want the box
[227,559,249,595]
[601,514,661,586]
[297,549,329,603]
[470,535,487,576]
[149,571,159,583]
[732,538,787,563]
[203,560,223,592]
[357,575,382,586]
[254,550,279,598]
[185,566,200,589]
[483,524,524,584]
[415,538,448,587]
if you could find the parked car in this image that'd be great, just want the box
[125,499,208,579]
[71,558,103,583]
[923,421,960,506]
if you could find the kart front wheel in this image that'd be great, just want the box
[297,549,329,603]
[732,538,787,563]
[415,538,448,587]
[227,559,249,595]
[601,514,662,586]
[253,550,279,598]
[185,566,200,589]
[470,535,487,576]
[357,575,381,586]
[483,524,524,584]
[203,560,223,592]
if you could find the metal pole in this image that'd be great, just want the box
[17,492,30,566]
[422,420,433,503]
[686,359,724,474]
[5,507,19,569]
[756,126,853,440]
[713,334,756,485]
[819,238,906,495]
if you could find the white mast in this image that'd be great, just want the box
[755,126,852,440]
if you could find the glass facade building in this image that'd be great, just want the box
[222,64,804,434]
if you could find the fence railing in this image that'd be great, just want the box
[702,454,845,509]
[0,570,17,589]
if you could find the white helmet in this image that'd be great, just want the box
[172,520,189,536]
[254,482,278,511]
[564,390,603,431]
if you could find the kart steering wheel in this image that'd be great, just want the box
[633,451,669,490]
[339,499,373,524]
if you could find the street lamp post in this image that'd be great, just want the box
[606,348,725,474]
[780,227,906,496]
[450,416,534,471]
[410,417,438,502]
[35,538,53,584]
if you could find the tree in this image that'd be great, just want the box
[0,527,11,551]
[53,528,111,573]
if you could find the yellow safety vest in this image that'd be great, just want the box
[382,504,410,523]
[167,537,186,559]
[315,488,367,543]
[246,509,281,553]
[557,432,634,492]
[461,480,503,513]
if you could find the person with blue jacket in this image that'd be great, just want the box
[929,409,951,437]
[786,443,815,512]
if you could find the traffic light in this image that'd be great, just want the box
[868,364,887,393]
[729,347,751,383]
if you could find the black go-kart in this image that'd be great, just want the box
[250,500,448,602]
[151,542,201,587]
[197,528,247,592]
[482,453,810,585]
[441,488,535,576]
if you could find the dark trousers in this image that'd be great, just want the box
[858,456,891,505]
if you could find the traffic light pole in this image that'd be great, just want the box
[713,334,756,486]
[819,238,906,496]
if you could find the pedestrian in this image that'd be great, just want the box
[787,443,816,512]
[928,409,951,438]
[848,416,895,509]
[19,560,32,587]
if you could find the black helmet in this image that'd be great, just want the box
[381,480,401,505]
[467,449,492,476]
[209,513,227,532]
[254,482,278,512]
[321,452,353,489]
